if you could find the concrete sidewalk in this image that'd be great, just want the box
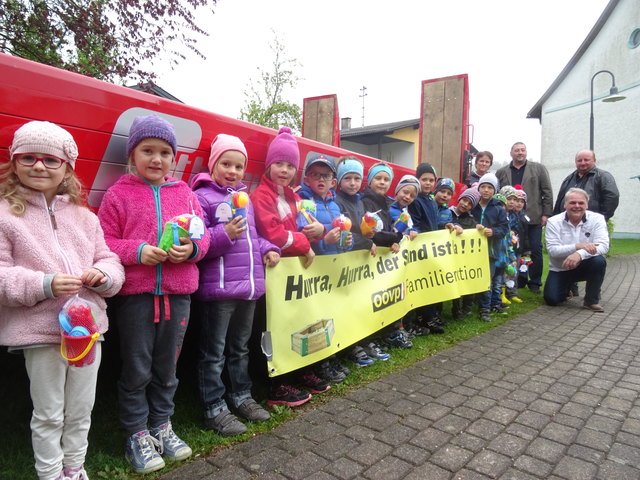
[162,254,640,480]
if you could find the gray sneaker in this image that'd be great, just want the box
[204,410,248,436]
[236,398,270,422]
[125,430,165,474]
[150,421,192,462]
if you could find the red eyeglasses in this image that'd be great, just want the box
[15,154,66,170]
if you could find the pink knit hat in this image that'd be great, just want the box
[265,127,300,170]
[208,134,248,173]
[10,121,79,169]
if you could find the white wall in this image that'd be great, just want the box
[341,139,416,170]
[539,0,640,236]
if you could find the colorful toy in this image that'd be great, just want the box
[296,200,317,230]
[360,211,382,236]
[505,264,517,276]
[231,191,249,220]
[59,297,100,367]
[158,213,205,251]
[519,255,533,273]
[332,214,352,248]
[393,210,412,234]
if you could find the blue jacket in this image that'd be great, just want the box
[436,203,453,229]
[408,193,438,233]
[298,184,350,254]
[472,198,509,261]
[389,202,417,236]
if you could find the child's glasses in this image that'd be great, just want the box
[15,154,66,170]
[308,172,334,181]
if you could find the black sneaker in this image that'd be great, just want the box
[267,384,311,407]
[385,329,413,349]
[297,370,330,393]
[331,358,350,376]
[491,304,508,315]
[424,317,445,334]
[316,360,346,383]
[479,309,492,322]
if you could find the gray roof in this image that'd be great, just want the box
[127,82,184,103]
[340,118,420,138]
[527,0,619,120]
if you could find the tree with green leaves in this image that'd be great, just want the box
[0,0,216,82]
[240,36,302,133]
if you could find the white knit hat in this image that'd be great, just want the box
[10,121,79,169]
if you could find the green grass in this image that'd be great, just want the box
[1,241,638,480]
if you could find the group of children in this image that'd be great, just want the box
[0,117,532,480]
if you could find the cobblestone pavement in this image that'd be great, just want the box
[162,254,640,479]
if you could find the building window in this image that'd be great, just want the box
[628,28,640,49]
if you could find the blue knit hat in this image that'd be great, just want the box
[127,115,177,157]
[367,162,394,186]
[336,156,364,185]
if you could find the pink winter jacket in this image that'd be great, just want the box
[0,189,125,347]
[98,174,209,295]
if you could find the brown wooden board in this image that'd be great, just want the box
[420,76,465,180]
[302,96,337,145]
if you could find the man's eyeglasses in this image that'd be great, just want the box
[308,172,334,181]
[15,154,66,170]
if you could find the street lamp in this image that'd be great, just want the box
[590,70,626,150]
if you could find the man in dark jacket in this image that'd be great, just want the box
[553,150,619,221]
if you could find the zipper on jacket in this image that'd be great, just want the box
[247,228,255,300]
[152,185,164,294]
[219,257,224,289]
[45,197,74,275]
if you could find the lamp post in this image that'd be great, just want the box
[590,70,625,150]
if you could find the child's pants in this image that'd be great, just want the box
[116,294,190,435]
[197,299,256,418]
[24,343,101,480]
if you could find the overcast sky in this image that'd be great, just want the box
[157,0,611,165]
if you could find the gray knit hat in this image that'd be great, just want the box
[395,174,420,195]
[10,121,79,169]
[478,172,499,192]
[127,115,177,157]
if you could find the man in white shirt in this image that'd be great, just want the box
[543,188,609,312]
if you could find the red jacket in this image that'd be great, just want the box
[251,175,310,257]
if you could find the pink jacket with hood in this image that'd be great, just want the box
[98,173,210,296]
[0,188,125,347]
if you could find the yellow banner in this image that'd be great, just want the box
[264,229,489,376]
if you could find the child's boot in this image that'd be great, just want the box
[500,287,511,305]
[510,295,523,303]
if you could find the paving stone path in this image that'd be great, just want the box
[162,254,640,480]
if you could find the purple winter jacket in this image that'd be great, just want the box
[192,173,279,301]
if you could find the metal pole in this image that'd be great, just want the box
[589,70,616,151]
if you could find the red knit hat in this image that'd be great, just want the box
[265,127,300,171]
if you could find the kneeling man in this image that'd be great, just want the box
[544,188,609,312]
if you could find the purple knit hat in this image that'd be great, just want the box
[265,127,300,170]
[127,115,177,157]
[208,134,248,173]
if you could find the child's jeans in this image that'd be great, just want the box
[24,343,101,480]
[479,263,506,309]
[116,294,190,435]
[197,299,256,419]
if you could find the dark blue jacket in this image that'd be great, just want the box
[436,203,453,229]
[335,191,374,252]
[408,193,438,233]
[361,187,402,247]
[472,198,509,261]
